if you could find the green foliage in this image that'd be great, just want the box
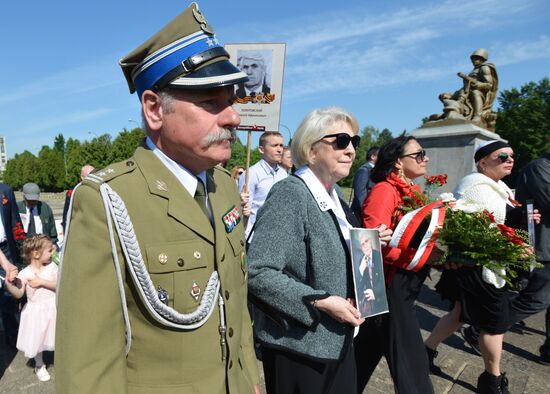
[109,128,146,163]
[226,138,261,173]
[496,78,550,186]
[339,126,394,188]
[5,128,146,191]
[3,151,39,189]
[37,146,66,191]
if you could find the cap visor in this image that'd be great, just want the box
[168,60,248,90]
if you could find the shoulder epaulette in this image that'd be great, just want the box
[83,159,137,187]
[214,165,231,177]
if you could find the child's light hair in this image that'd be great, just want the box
[22,234,52,263]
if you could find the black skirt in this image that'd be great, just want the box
[436,267,510,334]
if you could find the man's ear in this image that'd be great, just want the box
[142,90,163,132]
[258,145,265,155]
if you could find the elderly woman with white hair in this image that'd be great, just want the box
[247,107,390,394]
[425,140,537,394]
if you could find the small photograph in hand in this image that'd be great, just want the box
[350,228,388,318]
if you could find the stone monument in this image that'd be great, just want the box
[411,48,505,192]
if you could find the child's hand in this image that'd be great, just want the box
[27,275,43,288]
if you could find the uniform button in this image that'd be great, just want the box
[228,327,234,337]
[193,251,201,259]
[158,253,168,264]
[177,258,184,267]
[228,360,233,369]
[240,240,245,247]
[225,290,230,300]
[126,160,135,167]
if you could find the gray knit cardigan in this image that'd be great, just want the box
[247,175,354,361]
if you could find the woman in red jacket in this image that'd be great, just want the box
[354,136,439,394]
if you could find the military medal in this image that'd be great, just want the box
[222,205,241,233]
[190,281,201,302]
[157,285,169,305]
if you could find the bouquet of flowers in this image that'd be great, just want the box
[434,194,536,284]
[392,174,537,284]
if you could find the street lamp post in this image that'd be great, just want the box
[279,123,292,144]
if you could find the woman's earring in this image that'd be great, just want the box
[398,168,405,179]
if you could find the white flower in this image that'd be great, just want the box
[451,199,484,213]
[439,192,456,203]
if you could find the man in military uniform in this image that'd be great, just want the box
[56,4,260,393]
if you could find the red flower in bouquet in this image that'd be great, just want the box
[386,172,428,212]
[425,174,448,187]
[497,224,526,245]
[13,221,26,241]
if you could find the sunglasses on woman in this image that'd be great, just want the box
[319,133,361,149]
[497,152,515,163]
[400,149,427,163]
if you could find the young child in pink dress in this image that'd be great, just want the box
[4,234,57,382]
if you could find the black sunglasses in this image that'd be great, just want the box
[497,152,515,163]
[400,149,427,163]
[319,133,361,149]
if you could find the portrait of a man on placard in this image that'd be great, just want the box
[235,50,275,104]
[351,229,388,318]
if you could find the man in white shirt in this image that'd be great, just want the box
[238,132,287,240]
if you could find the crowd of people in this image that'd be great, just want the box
[0,3,548,394]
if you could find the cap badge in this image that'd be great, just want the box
[190,281,201,302]
[192,7,214,35]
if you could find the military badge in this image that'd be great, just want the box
[157,285,169,305]
[192,6,214,34]
[155,180,168,192]
[190,281,201,302]
[222,205,241,233]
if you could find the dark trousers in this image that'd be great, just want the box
[355,266,434,394]
[508,262,550,347]
[0,242,19,345]
[261,344,357,394]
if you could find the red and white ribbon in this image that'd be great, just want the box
[390,201,446,271]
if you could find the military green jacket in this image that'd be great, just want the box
[56,147,259,393]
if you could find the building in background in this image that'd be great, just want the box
[0,137,7,172]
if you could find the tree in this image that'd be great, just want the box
[37,146,66,191]
[3,151,39,189]
[80,134,112,169]
[54,133,66,156]
[495,78,550,186]
[339,126,394,188]
[64,138,84,187]
[109,128,146,163]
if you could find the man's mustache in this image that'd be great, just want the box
[204,128,237,147]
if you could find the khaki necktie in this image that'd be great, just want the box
[194,178,209,220]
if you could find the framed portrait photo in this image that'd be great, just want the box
[225,43,286,132]
[350,228,389,319]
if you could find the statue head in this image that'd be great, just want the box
[470,48,488,65]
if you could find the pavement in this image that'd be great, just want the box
[1,197,548,393]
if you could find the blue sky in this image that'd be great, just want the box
[1,0,549,158]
